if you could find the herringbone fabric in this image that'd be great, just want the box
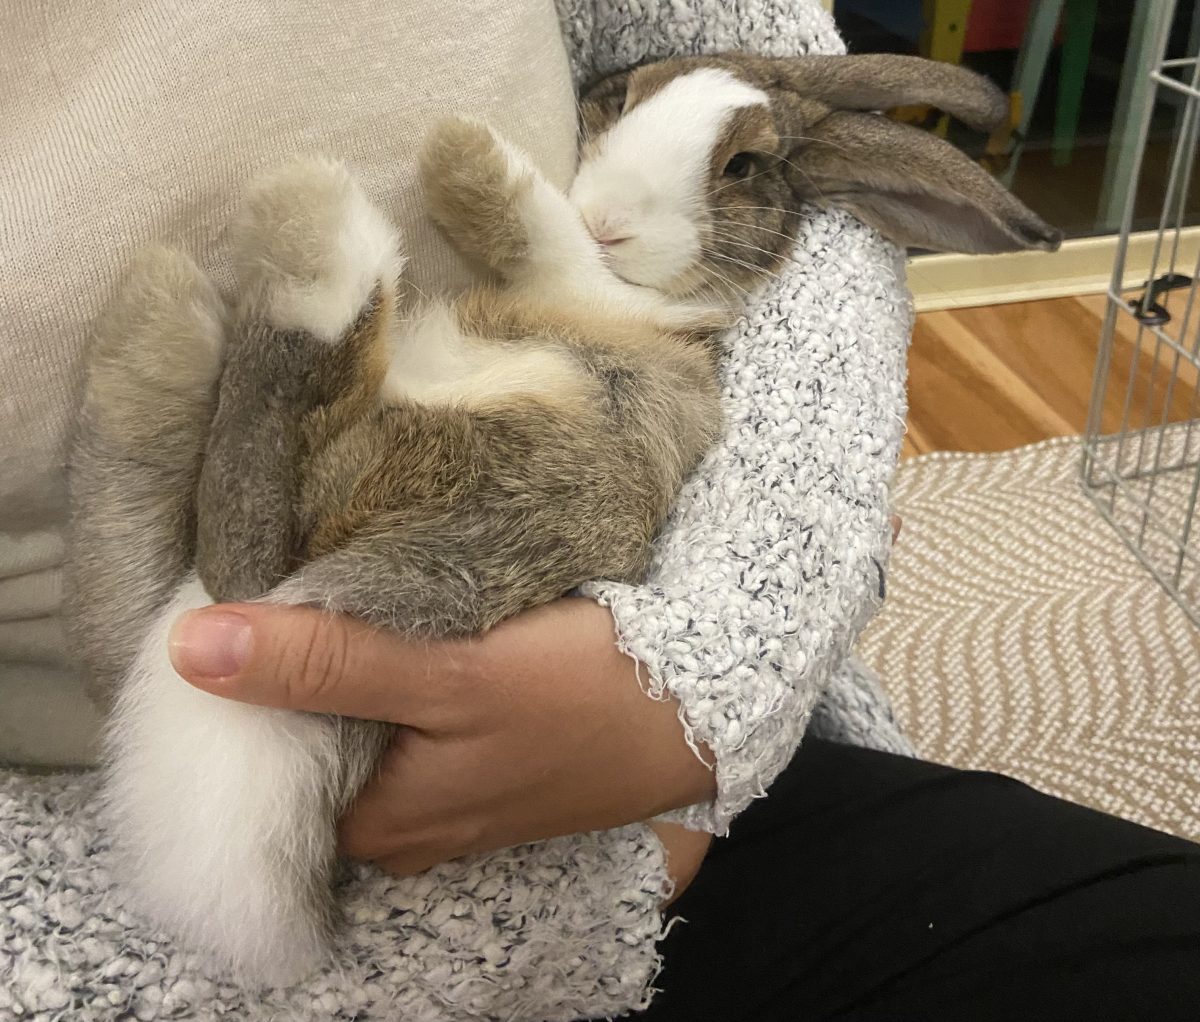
[857,435,1200,841]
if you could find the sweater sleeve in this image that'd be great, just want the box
[561,0,912,835]
[583,213,912,833]
[0,771,671,1022]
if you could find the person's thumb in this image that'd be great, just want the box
[167,602,449,722]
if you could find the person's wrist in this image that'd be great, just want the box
[643,700,717,813]
[573,598,718,813]
[648,821,712,905]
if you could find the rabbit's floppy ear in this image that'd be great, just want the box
[772,54,1008,132]
[783,111,1061,254]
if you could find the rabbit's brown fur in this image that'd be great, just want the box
[195,192,721,635]
[66,246,225,708]
[283,307,719,636]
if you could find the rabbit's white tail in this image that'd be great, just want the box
[103,573,342,986]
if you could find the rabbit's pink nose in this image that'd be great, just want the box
[582,209,631,248]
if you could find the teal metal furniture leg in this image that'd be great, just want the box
[1099,0,1176,231]
[922,0,975,136]
[1053,0,1100,165]
[1001,0,1065,186]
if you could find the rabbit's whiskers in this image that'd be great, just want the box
[695,261,753,301]
[706,165,780,197]
[710,252,774,281]
[707,232,808,272]
[772,134,853,155]
[709,246,775,274]
[709,218,803,245]
[708,225,791,252]
[771,153,829,202]
[709,206,817,223]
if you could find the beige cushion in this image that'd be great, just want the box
[0,0,577,765]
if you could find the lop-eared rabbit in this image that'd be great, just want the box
[67,53,1059,985]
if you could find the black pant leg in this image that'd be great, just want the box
[633,738,1200,1022]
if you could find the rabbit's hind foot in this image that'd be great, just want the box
[85,244,225,455]
[232,156,405,345]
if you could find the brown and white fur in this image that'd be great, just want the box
[65,54,1058,987]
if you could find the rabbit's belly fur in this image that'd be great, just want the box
[380,300,586,409]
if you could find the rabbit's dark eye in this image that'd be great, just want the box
[723,152,755,179]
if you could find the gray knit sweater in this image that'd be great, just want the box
[0,2,914,1019]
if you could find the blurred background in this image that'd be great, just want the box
[821,0,1200,845]
[831,0,1199,239]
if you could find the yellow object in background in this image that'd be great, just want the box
[922,0,974,135]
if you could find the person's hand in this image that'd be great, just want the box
[169,596,717,895]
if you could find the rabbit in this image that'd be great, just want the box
[65,53,1059,987]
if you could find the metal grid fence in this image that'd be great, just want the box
[1082,2,1200,627]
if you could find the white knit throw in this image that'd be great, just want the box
[0,1,915,1018]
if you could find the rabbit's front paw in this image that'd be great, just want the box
[234,156,404,343]
[419,116,533,270]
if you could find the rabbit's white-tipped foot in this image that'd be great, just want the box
[103,574,344,987]
[233,156,404,343]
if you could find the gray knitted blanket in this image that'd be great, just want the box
[0,2,914,1019]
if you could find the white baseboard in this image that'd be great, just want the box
[908,227,1200,311]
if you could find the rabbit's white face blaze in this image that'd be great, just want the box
[570,68,769,293]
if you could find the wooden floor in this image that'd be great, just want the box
[904,293,1200,460]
